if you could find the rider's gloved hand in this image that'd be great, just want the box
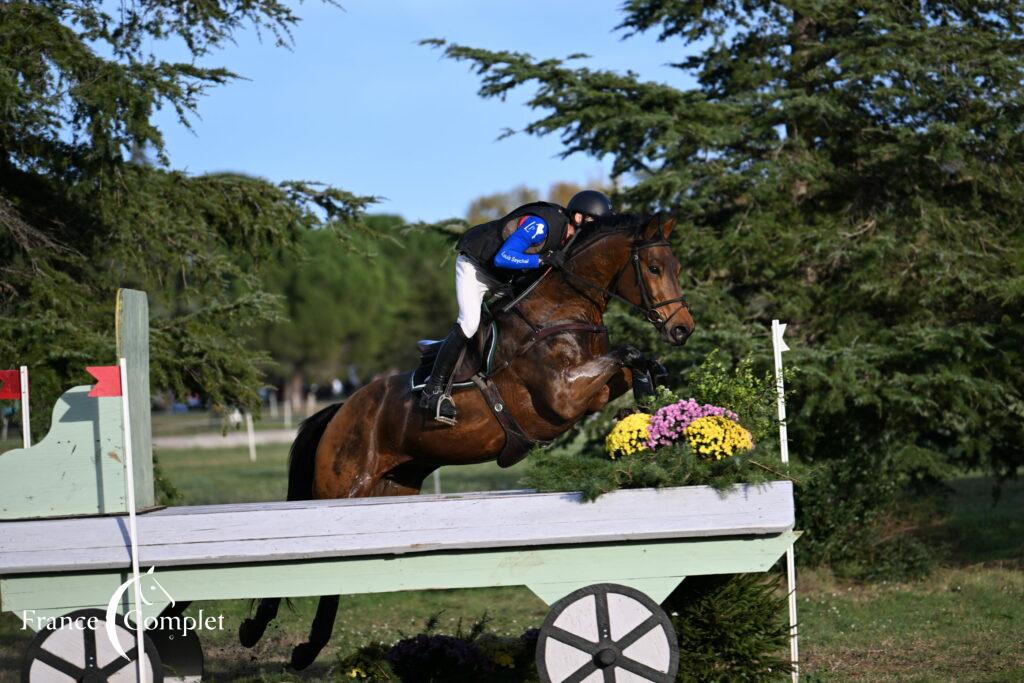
[540,250,567,269]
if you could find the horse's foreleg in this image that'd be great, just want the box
[289,594,341,670]
[540,346,642,421]
[239,597,281,648]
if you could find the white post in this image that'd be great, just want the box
[20,366,30,448]
[433,469,441,495]
[305,392,316,417]
[246,412,257,463]
[269,390,279,419]
[283,399,293,430]
[772,320,798,682]
[118,358,147,682]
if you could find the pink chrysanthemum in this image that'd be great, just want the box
[646,398,739,449]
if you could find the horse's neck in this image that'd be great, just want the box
[516,236,628,327]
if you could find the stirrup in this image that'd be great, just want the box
[433,393,457,426]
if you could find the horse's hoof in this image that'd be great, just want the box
[289,642,318,670]
[620,345,644,366]
[238,618,265,648]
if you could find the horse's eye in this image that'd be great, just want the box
[648,264,661,276]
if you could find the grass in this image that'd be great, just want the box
[1,446,1021,681]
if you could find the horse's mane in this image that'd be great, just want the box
[568,213,650,255]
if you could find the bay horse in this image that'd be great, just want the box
[239,213,695,669]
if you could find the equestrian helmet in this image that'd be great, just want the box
[567,190,613,219]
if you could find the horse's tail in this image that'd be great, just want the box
[286,402,344,501]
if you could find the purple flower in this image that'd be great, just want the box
[646,398,739,449]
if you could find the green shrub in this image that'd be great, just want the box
[667,573,792,682]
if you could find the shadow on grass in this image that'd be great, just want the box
[926,475,1024,568]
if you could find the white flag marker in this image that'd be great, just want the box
[772,320,799,682]
[20,366,30,448]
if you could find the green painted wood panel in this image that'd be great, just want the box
[116,289,153,510]
[0,387,127,519]
[2,533,797,630]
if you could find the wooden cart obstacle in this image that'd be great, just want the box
[0,291,799,682]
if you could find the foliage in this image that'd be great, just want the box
[0,0,372,435]
[666,573,792,682]
[525,440,777,501]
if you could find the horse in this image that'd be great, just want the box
[239,212,695,669]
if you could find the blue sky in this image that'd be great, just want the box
[151,1,700,222]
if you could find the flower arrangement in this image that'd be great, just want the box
[646,398,739,449]
[605,398,753,461]
[604,412,652,458]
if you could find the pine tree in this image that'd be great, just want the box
[427,2,1024,563]
[1,0,375,428]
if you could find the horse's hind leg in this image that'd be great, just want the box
[289,594,341,670]
[239,597,281,648]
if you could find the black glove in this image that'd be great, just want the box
[541,250,567,269]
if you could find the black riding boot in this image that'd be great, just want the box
[419,324,469,424]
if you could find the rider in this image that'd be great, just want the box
[419,190,614,424]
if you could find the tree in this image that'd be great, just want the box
[426,2,1024,565]
[466,185,540,224]
[0,0,374,428]
[255,214,458,400]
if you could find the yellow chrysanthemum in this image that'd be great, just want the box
[684,415,753,461]
[605,412,652,459]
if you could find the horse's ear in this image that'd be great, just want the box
[642,215,662,240]
[660,216,677,241]
[642,214,676,241]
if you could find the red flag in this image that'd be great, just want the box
[87,366,122,397]
[0,369,21,399]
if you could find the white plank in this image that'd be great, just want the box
[0,483,793,575]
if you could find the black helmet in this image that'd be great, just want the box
[567,190,613,219]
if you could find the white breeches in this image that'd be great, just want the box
[455,254,503,338]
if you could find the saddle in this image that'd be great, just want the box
[409,319,499,392]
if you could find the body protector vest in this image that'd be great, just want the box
[456,201,570,281]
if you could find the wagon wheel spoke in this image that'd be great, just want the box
[612,614,661,651]
[615,653,675,682]
[561,660,600,683]
[100,648,138,677]
[546,625,602,655]
[594,587,611,641]
[32,648,85,678]
[83,622,98,670]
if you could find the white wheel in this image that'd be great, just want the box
[536,583,679,683]
[22,608,163,682]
